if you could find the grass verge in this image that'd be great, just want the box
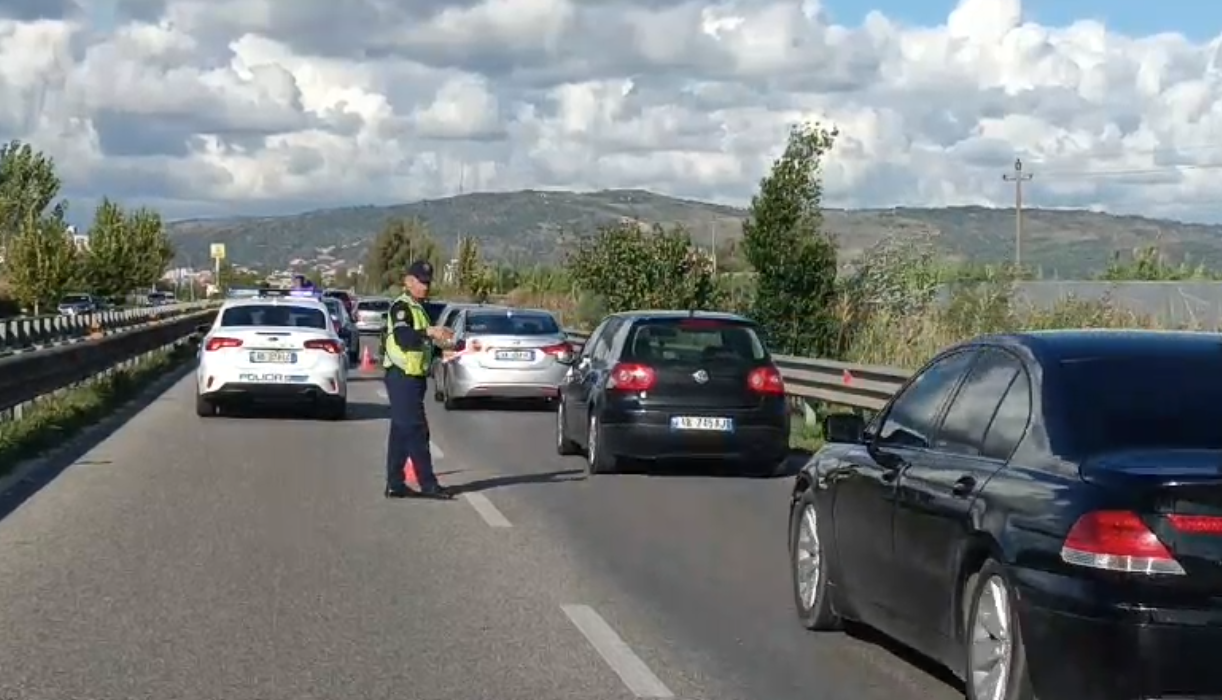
[0,343,194,472]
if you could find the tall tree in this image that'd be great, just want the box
[742,122,840,356]
[454,235,481,291]
[81,198,138,297]
[0,141,61,250]
[363,218,440,292]
[125,207,175,289]
[6,210,78,314]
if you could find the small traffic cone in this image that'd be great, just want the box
[403,457,419,489]
[360,344,377,371]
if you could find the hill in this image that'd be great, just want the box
[165,189,1222,277]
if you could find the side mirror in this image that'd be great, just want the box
[195,323,211,335]
[823,413,866,444]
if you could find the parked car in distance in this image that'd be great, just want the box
[322,288,356,317]
[321,296,361,364]
[433,307,572,409]
[353,296,391,335]
[57,293,103,316]
[555,310,788,476]
[789,329,1222,700]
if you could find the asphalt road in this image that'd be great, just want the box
[0,344,963,700]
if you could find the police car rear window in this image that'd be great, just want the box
[220,305,328,329]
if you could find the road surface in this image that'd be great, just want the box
[0,351,962,700]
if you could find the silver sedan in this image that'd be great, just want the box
[433,308,574,409]
[353,296,391,334]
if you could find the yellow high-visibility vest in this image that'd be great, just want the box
[382,294,432,376]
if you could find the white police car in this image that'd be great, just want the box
[195,289,348,419]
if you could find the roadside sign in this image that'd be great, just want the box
[210,243,226,260]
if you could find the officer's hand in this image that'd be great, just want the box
[426,326,454,342]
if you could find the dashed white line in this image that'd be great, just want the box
[462,492,512,528]
[560,604,674,698]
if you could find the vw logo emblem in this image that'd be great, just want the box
[692,369,709,384]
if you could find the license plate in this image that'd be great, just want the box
[670,416,734,432]
[249,350,296,364]
[495,350,534,361]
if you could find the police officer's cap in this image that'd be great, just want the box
[406,260,433,284]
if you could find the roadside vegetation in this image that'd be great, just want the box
[0,140,177,316]
[0,343,195,471]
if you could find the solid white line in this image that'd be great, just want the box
[560,604,674,698]
[462,493,512,528]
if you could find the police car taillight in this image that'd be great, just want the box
[304,339,342,354]
[205,337,243,351]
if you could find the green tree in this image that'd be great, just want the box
[454,235,481,292]
[81,198,139,298]
[566,221,719,312]
[742,122,840,356]
[125,207,175,289]
[0,141,61,250]
[217,261,264,289]
[364,217,440,292]
[5,210,78,314]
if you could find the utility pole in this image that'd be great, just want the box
[709,221,718,276]
[1003,158,1032,269]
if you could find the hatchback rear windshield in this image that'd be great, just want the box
[220,304,328,329]
[357,300,390,312]
[465,312,559,335]
[1060,355,1222,452]
[622,318,767,364]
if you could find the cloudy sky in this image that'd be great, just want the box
[2,0,1222,225]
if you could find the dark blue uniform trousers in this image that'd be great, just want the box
[384,369,439,490]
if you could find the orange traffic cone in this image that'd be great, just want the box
[403,457,419,489]
[360,344,377,372]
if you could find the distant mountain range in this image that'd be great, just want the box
[165,189,1222,278]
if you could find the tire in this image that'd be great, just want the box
[585,412,618,475]
[195,391,216,417]
[442,376,461,411]
[964,559,1034,700]
[790,489,842,630]
[556,397,581,455]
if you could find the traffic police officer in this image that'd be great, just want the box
[382,260,454,500]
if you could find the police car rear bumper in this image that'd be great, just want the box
[199,367,346,399]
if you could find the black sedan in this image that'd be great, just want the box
[555,310,789,475]
[789,329,1222,700]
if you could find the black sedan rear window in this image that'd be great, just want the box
[1060,355,1222,452]
[622,318,767,364]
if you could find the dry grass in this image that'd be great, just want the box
[833,233,1190,369]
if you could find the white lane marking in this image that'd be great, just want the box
[377,388,387,399]
[462,492,512,528]
[560,604,674,698]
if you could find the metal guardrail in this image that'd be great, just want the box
[0,309,217,415]
[0,302,219,356]
[562,329,913,412]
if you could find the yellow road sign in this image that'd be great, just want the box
[210,243,226,260]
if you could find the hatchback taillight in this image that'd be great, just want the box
[304,339,343,354]
[608,363,656,391]
[747,366,785,394]
[205,337,243,351]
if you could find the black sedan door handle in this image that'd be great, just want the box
[951,475,976,497]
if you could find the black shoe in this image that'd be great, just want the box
[415,485,456,500]
[384,484,414,499]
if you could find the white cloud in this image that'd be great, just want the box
[1,0,1221,222]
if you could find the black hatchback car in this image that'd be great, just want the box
[789,329,1222,700]
[555,310,789,475]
